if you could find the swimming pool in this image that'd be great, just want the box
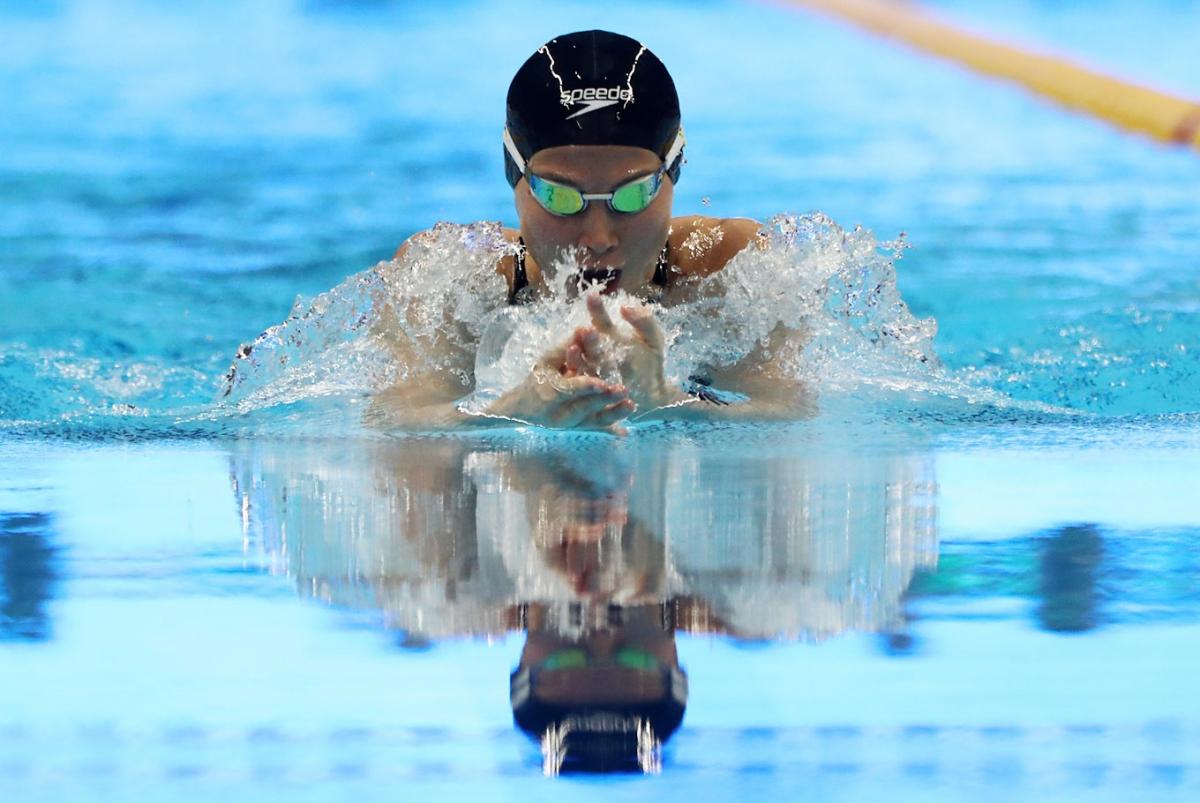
[2,0,1198,798]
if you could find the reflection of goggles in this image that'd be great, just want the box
[503,128,685,217]
[540,647,660,671]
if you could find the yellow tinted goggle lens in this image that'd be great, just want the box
[611,174,660,213]
[530,177,585,215]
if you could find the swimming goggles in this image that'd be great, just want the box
[503,128,685,217]
[526,170,663,216]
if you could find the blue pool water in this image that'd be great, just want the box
[2,0,1199,799]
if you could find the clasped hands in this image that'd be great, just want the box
[485,294,678,433]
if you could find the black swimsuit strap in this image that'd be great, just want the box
[652,243,670,287]
[509,237,530,304]
[509,238,670,305]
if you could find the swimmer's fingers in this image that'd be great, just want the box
[569,327,603,374]
[543,373,605,397]
[538,341,570,371]
[563,343,584,376]
[577,327,621,377]
[546,378,628,426]
[575,326,597,353]
[620,305,665,351]
[549,374,621,402]
[542,330,590,376]
[558,395,634,430]
[586,293,622,339]
[493,368,594,422]
[579,398,636,431]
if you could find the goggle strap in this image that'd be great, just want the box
[506,126,684,186]
[503,128,527,175]
[667,128,686,180]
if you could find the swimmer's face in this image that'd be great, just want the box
[529,481,635,600]
[515,145,673,295]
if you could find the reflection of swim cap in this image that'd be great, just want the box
[510,661,687,774]
[504,30,684,188]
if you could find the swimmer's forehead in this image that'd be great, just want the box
[527,145,661,185]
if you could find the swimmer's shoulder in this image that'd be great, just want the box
[392,225,525,292]
[668,215,766,278]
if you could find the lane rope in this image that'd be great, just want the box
[780,0,1200,151]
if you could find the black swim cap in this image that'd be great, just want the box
[504,30,684,189]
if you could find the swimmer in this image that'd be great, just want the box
[375,30,811,432]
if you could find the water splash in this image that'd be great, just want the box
[0,214,1118,440]
[661,213,938,389]
[465,213,1034,418]
[217,221,512,413]
[198,214,1069,427]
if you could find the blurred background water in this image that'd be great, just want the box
[1,0,1198,798]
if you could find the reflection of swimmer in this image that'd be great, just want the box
[362,30,813,432]
[472,448,667,607]
[230,438,936,773]
[232,439,936,638]
[233,440,937,635]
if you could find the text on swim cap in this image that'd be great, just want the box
[560,87,634,105]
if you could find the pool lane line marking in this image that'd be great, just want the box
[777,0,1200,151]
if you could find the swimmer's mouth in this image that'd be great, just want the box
[579,268,621,294]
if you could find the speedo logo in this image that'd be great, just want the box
[561,86,633,120]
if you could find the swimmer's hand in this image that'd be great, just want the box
[485,333,635,434]
[585,293,686,412]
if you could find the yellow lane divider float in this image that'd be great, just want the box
[781,0,1200,151]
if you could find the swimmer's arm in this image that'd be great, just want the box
[373,225,515,394]
[634,322,815,423]
[667,219,806,419]
[366,371,633,433]
[634,375,814,423]
[392,227,521,294]
[365,376,498,430]
[377,233,590,431]
[390,227,436,262]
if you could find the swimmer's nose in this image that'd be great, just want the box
[576,205,618,256]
